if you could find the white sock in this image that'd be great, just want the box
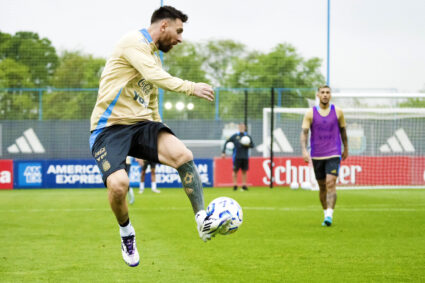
[324,210,327,218]
[326,208,334,218]
[139,182,144,191]
[119,221,135,237]
[152,182,157,190]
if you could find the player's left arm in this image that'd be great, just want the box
[337,108,349,160]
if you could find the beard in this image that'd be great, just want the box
[158,41,173,53]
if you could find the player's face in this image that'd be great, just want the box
[158,19,183,53]
[317,88,331,105]
[238,124,246,132]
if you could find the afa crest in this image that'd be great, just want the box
[102,160,111,171]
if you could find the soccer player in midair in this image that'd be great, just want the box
[222,123,255,191]
[300,85,348,226]
[89,6,230,267]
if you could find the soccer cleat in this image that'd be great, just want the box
[195,210,232,242]
[151,188,161,194]
[233,186,238,191]
[121,235,140,267]
[128,188,135,205]
[242,186,248,191]
[322,216,333,227]
[139,189,144,194]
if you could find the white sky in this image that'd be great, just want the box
[1,0,425,92]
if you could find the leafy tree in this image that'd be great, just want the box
[0,31,58,86]
[52,51,105,88]
[0,58,37,119]
[201,40,246,86]
[43,51,105,119]
[224,43,325,114]
[0,58,33,88]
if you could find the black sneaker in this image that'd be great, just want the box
[242,186,248,191]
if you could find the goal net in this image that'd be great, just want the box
[262,94,425,189]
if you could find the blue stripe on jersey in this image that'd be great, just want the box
[140,28,153,43]
[89,88,123,150]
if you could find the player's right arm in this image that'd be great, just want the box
[300,109,313,163]
[123,43,214,102]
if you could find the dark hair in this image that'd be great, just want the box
[151,6,188,24]
[318,85,331,91]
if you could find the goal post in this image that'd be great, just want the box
[262,102,425,189]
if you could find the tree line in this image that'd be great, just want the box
[0,31,325,120]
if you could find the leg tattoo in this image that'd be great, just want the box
[326,191,337,209]
[177,160,205,214]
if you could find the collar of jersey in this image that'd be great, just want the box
[140,28,159,55]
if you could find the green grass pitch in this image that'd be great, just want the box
[1,187,424,282]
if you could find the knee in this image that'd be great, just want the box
[326,179,336,190]
[173,148,193,168]
[107,175,129,200]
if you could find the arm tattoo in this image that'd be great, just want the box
[300,128,309,151]
[177,160,204,214]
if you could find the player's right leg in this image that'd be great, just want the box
[107,170,140,266]
[157,131,231,241]
[91,125,140,267]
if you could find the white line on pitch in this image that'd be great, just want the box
[0,206,424,213]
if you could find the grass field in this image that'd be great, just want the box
[1,187,424,282]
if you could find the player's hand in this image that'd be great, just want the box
[302,151,310,163]
[193,83,214,102]
[221,153,226,159]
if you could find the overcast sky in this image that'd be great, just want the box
[1,0,425,92]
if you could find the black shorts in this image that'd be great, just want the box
[124,164,131,174]
[142,161,157,171]
[91,121,174,186]
[312,157,341,180]
[233,158,249,171]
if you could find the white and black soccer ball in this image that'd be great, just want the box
[240,135,251,146]
[206,197,243,235]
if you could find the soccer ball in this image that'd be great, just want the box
[206,197,243,235]
[226,141,235,150]
[290,182,299,189]
[240,135,251,146]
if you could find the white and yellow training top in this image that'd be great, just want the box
[89,29,195,148]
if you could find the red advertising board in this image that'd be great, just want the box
[0,159,13,189]
[214,156,425,187]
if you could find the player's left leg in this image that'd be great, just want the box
[232,169,238,191]
[323,174,337,226]
[150,167,160,193]
[322,157,340,226]
[241,159,249,191]
[157,130,231,241]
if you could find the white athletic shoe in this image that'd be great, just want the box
[138,189,144,194]
[121,234,140,267]
[151,188,161,194]
[128,188,135,205]
[195,210,232,242]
